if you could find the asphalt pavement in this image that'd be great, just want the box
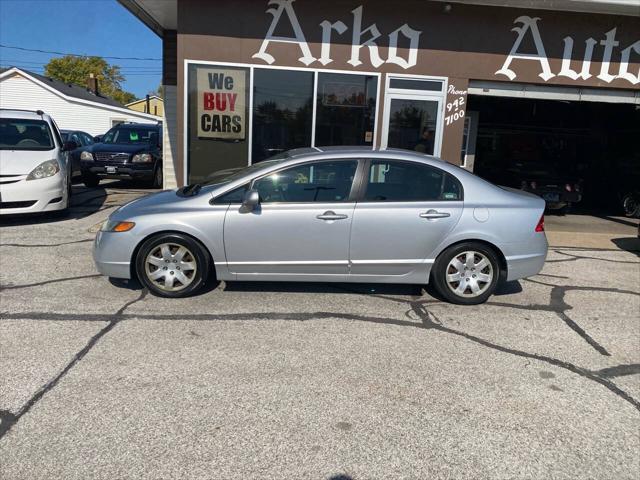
[1,182,639,479]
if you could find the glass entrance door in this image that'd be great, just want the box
[381,76,445,156]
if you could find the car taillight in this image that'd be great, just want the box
[530,181,537,189]
[565,183,572,192]
[535,215,545,232]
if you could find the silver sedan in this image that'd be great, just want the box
[94,147,547,305]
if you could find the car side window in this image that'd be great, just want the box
[213,184,248,204]
[364,160,462,202]
[252,161,358,203]
[81,133,94,145]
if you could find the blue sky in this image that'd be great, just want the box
[0,0,162,99]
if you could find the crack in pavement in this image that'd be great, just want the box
[0,239,93,248]
[0,274,102,292]
[546,249,639,264]
[0,289,148,440]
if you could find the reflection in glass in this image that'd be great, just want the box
[252,69,313,162]
[387,98,439,155]
[315,73,377,147]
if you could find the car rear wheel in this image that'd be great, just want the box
[83,173,100,188]
[432,242,500,305]
[135,233,210,298]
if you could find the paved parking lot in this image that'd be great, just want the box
[1,183,639,479]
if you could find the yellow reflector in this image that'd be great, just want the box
[113,222,135,232]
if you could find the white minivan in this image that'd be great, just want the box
[0,109,72,215]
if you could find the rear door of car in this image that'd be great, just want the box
[348,158,463,282]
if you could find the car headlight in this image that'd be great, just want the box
[26,160,60,180]
[132,153,153,163]
[100,220,136,232]
[80,151,93,161]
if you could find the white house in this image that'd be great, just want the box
[0,67,161,136]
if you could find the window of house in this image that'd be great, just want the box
[252,161,358,203]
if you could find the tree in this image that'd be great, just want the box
[44,55,137,105]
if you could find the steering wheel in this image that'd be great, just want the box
[17,139,41,147]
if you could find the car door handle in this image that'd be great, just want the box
[420,210,451,219]
[316,211,349,221]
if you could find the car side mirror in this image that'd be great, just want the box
[240,189,260,213]
[93,135,103,143]
[62,141,78,151]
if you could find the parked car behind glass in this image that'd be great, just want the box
[0,109,74,215]
[94,147,548,305]
[80,123,162,188]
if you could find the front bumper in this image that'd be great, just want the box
[81,161,154,180]
[0,174,67,215]
[93,229,136,279]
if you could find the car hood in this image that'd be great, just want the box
[0,149,58,175]
[88,143,151,154]
[113,188,204,219]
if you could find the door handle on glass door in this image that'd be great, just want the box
[420,209,451,219]
[316,211,349,221]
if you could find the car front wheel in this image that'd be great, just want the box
[135,233,210,298]
[432,242,500,305]
[83,173,100,188]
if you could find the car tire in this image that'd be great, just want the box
[622,193,639,218]
[83,173,100,188]
[431,242,500,305]
[135,233,211,298]
[151,164,163,189]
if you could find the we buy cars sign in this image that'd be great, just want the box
[197,68,245,140]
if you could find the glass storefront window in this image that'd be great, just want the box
[252,69,314,163]
[314,73,378,147]
[187,63,249,184]
[386,98,439,155]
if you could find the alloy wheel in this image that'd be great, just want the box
[445,251,494,298]
[144,243,197,292]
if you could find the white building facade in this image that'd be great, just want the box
[0,67,161,137]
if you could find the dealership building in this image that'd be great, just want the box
[119,0,639,209]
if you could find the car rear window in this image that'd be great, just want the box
[102,126,158,145]
[0,118,54,151]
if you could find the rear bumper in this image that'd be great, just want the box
[0,174,66,215]
[524,188,582,207]
[93,230,135,279]
[503,234,548,282]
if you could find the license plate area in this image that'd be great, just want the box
[543,193,559,202]
[106,166,117,174]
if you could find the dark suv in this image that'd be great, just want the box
[80,123,162,188]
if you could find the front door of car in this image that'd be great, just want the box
[349,159,463,281]
[223,159,360,279]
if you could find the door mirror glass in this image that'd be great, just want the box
[240,189,260,212]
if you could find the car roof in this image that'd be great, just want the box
[285,145,444,163]
[111,123,158,129]
[0,108,52,121]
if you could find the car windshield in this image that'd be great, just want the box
[102,126,157,145]
[202,152,292,186]
[0,118,55,151]
[61,132,70,141]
